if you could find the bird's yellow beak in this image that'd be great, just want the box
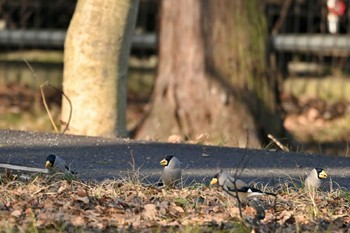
[45,161,52,168]
[160,159,168,166]
[210,178,218,185]
[319,170,327,179]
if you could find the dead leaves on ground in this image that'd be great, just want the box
[0,174,349,232]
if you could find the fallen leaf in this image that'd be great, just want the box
[278,210,293,225]
[159,207,167,216]
[173,206,185,215]
[295,214,309,224]
[75,196,89,204]
[210,206,220,213]
[168,134,183,143]
[142,204,157,221]
[25,208,33,215]
[11,209,21,217]
[77,186,87,197]
[37,213,47,221]
[58,182,69,194]
[43,199,54,209]
[111,214,126,225]
[169,205,185,217]
[229,207,240,218]
[71,216,85,226]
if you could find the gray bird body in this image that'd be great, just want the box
[305,168,327,191]
[216,171,248,190]
[45,154,76,174]
[211,171,272,202]
[160,156,182,187]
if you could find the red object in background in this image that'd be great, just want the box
[328,0,346,16]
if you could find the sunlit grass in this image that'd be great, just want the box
[0,50,63,63]
[0,108,60,133]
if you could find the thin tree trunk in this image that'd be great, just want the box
[61,0,139,138]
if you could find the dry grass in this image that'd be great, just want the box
[0,171,349,232]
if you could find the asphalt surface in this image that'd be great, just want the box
[1,130,350,190]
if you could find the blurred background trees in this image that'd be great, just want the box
[1,0,350,155]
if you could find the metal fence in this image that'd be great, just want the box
[0,0,157,46]
[266,0,350,77]
[0,0,158,88]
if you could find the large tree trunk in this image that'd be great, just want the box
[136,0,282,147]
[61,0,139,138]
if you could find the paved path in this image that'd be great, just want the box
[1,130,349,190]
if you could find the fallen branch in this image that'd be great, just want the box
[0,163,49,173]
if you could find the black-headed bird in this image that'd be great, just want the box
[210,171,276,202]
[45,154,76,175]
[305,168,327,191]
[159,155,182,187]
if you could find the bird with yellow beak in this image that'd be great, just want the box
[210,171,276,202]
[305,168,327,191]
[159,155,182,187]
[45,154,76,174]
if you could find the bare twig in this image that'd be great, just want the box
[268,134,290,152]
[41,82,73,134]
[40,81,59,133]
[231,130,252,220]
[23,58,72,134]
[23,59,57,132]
[129,150,136,170]
[127,150,145,184]
[271,0,293,35]
[23,58,38,80]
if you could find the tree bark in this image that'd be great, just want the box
[136,0,282,148]
[61,0,139,138]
